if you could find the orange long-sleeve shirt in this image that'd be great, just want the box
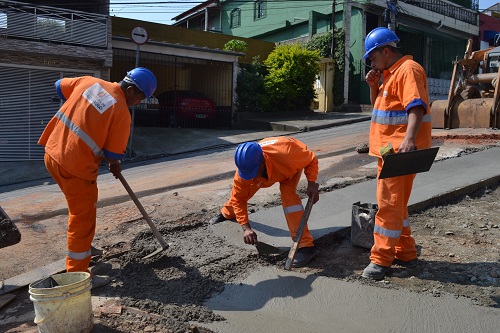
[229,136,318,225]
[38,76,131,181]
[369,55,432,157]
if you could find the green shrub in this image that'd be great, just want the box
[235,56,268,112]
[223,39,248,53]
[306,32,333,58]
[264,43,320,112]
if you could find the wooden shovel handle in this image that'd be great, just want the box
[118,174,169,249]
[284,197,313,270]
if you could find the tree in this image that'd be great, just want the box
[264,43,320,112]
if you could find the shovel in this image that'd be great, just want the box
[118,174,169,259]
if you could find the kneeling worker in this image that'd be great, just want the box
[210,137,320,267]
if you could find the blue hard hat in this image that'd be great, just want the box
[125,67,157,100]
[234,142,263,180]
[363,27,400,59]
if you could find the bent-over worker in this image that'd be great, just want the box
[362,27,432,280]
[209,137,320,267]
[38,68,157,288]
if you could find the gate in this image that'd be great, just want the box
[112,49,234,129]
[0,65,93,161]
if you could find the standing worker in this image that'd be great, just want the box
[38,68,157,288]
[209,137,320,267]
[362,27,432,280]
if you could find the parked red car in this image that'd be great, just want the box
[157,90,217,127]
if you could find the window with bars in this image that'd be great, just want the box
[254,0,266,20]
[230,8,241,28]
[0,12,6,29]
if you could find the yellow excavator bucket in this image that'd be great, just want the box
[430,98,496,129]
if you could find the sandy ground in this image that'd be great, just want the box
[0,133,499,333]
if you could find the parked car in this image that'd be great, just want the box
[157,90,217,127]
[133,96,160,127]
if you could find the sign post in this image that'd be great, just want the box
[127,27,148,158]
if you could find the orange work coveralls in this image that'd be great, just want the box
[38,76,131,272]
[369,55,432,267]
[221,137,319,248]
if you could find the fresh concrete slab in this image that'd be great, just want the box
[202,266,500,333]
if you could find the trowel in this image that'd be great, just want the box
[255,241,284,255]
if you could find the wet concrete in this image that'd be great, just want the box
[203,266,500,333]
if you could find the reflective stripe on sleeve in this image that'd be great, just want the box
[372,109,432,125]
[67,248,92,260]
[55,110,103,157]
[374,224,402,238]
[371,109,408,125]
[403,219,410,227]
[283,204,303,214]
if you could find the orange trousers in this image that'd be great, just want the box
[370,158,417,267]
[221,171,314,248]
[44,153,97,273]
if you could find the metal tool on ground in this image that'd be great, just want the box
[255,241,283,255]
[118,173,169,259]
[284,197,313,270]
[0,206,21,249]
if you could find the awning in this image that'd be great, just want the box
[397,17,464,41]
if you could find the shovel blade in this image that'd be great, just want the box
[255,242,283,255]
[143,243,170,259]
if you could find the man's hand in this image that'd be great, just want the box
[399,106,425,153]
[365,69,381,88]
[241,223,258,245]
[306,181,320,204]
[108,160,122,179]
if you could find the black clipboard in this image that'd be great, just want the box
[378,147,440,179]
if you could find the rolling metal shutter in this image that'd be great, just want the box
[0,65,92,161]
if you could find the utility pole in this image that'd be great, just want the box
[386,0,398,31]
[330,0,335,58]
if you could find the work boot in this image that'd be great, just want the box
[362,262,390,280]
[92,275,111,289]
[91,245,104,257]
[392,258,419,268]
[208,213,227,225]
[292,246,317,268]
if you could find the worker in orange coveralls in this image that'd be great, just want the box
[362,27,432,280]
[209,137,320,267]
[38,68,157,288]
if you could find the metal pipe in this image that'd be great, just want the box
[467,73,497,84]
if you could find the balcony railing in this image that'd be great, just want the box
[400,0,478,25]
[0,0,108,48]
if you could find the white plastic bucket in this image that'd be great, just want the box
[29,272,93,333]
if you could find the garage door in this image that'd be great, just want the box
[0,65,93,161]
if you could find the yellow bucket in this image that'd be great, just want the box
[29,272,93,333]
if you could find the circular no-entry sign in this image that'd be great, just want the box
[131,27,148,45]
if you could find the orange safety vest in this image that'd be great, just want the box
[228,136,318,225]
[369,55,432,157]
[39,76,131,181]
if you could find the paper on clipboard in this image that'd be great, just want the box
[378,147,440,179]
